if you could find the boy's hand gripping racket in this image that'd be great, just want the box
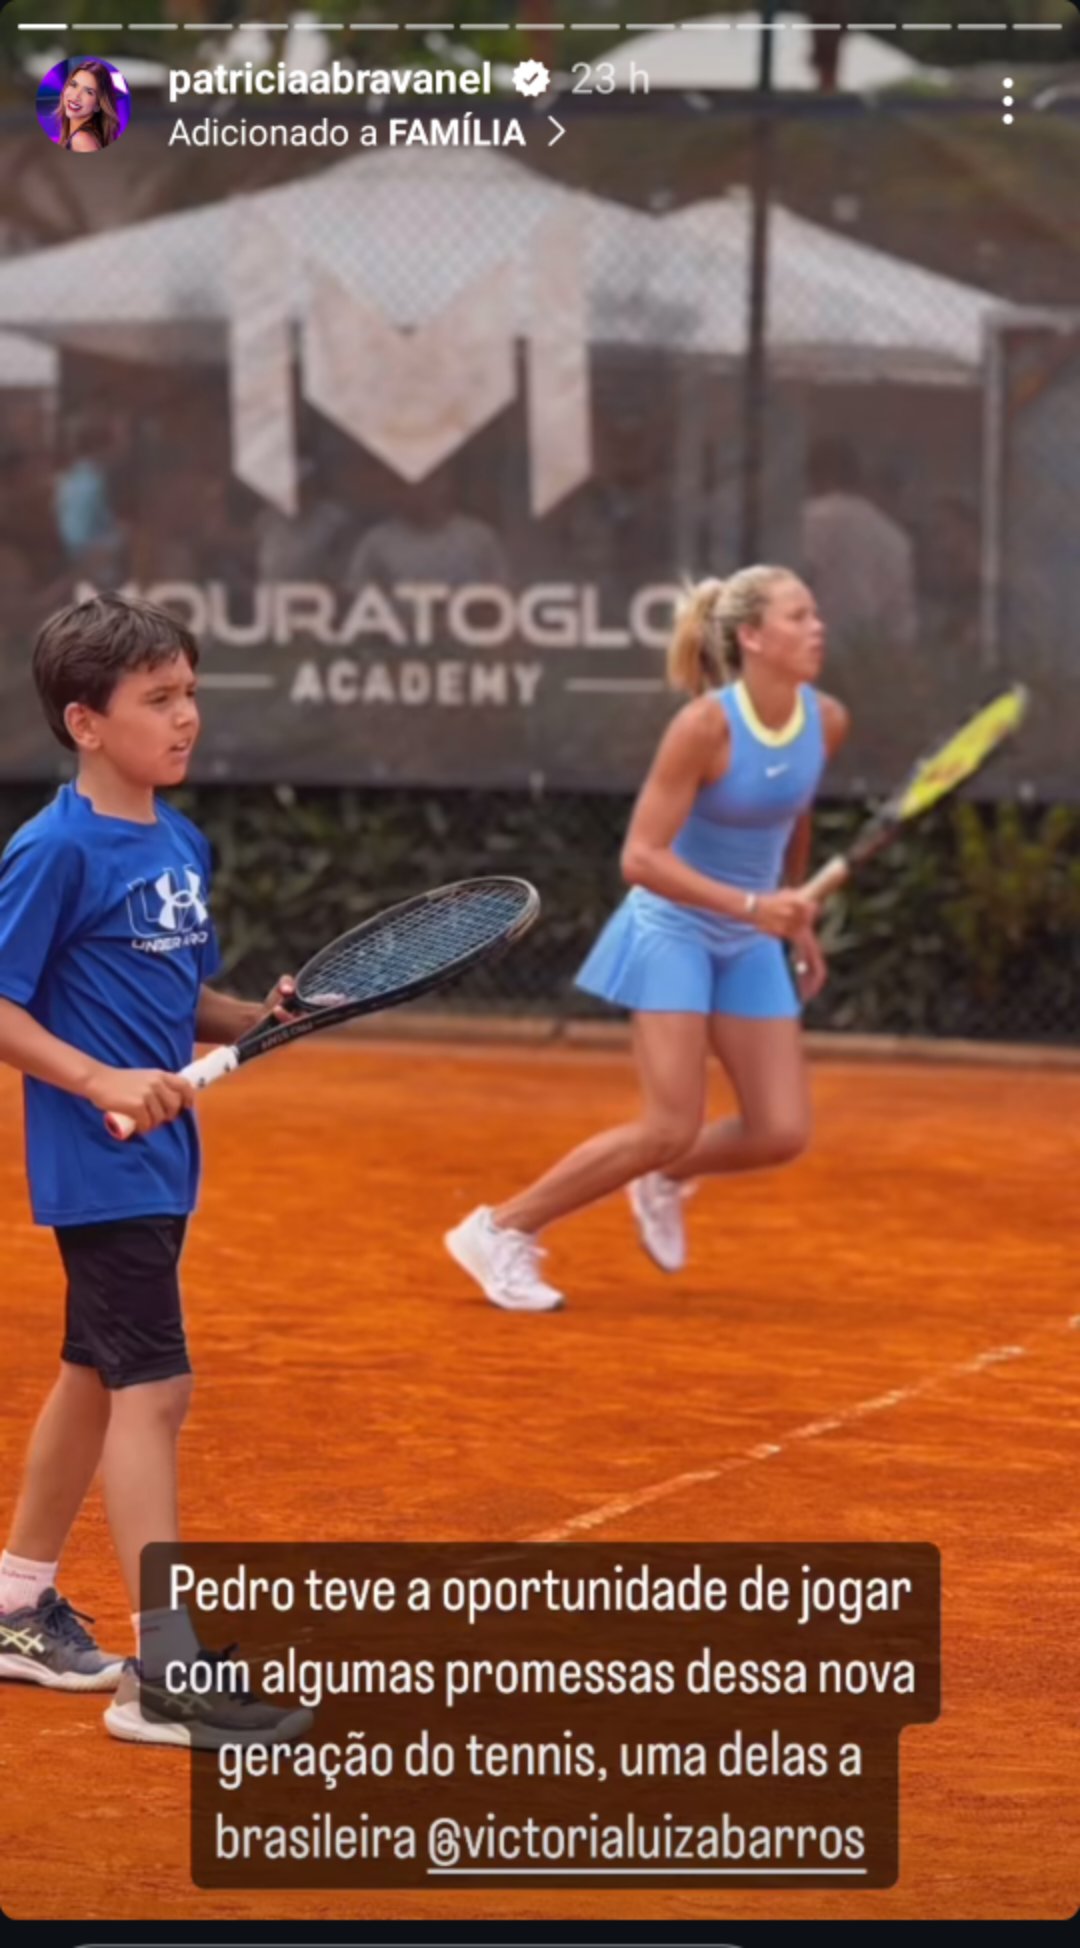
[803,685,1028,904]
[105,875,540,1140]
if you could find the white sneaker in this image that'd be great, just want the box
[445,1206,565,1312]
[628,1173,691,1273]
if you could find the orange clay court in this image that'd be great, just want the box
[1,1035,1077,1924]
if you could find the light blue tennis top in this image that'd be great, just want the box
[629,679,827,950]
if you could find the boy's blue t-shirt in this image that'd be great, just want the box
[0,783,221,1227]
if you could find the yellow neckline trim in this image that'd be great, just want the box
[734,679,805,748]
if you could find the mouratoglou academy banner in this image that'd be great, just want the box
[0,132,1068,796]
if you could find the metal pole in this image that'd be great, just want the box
[739,0,776,563]
[980,317,1004,673]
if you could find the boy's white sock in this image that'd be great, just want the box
[132,1604,201,1679]
[0,1551,60,1614]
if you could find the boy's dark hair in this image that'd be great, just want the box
[32,593,199,752]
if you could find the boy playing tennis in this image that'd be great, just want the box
[0,593,308,1746]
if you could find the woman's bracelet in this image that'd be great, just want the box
[743,892,758,919]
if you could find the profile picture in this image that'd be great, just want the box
[36,56,131,153]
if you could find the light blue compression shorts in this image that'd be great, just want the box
[575,896,799,1019]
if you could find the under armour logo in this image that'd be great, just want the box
[154,867,209,931]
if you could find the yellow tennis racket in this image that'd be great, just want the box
[804,685,1029,903]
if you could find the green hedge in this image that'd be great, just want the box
[808,800,1080,1041]
[0,784,1075,1043]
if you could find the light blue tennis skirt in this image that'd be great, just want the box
[576,895,799,1020]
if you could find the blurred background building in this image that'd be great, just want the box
[0,3,1077,1040]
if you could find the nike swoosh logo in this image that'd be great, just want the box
[765,764,788,778]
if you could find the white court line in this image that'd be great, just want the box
[528,1321,1076,1543]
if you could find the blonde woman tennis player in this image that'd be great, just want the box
[446,565,850,1310]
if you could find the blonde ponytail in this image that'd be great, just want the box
[666,565,791,697]
[667,578,727,696]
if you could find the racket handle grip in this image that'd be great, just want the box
[802,854,851,903]
[185,1044,241,1090]
[103,1045,241,1142]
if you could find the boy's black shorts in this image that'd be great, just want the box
[55,1216,191,1390]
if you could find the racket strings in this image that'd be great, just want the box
[296,882,532,1008]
